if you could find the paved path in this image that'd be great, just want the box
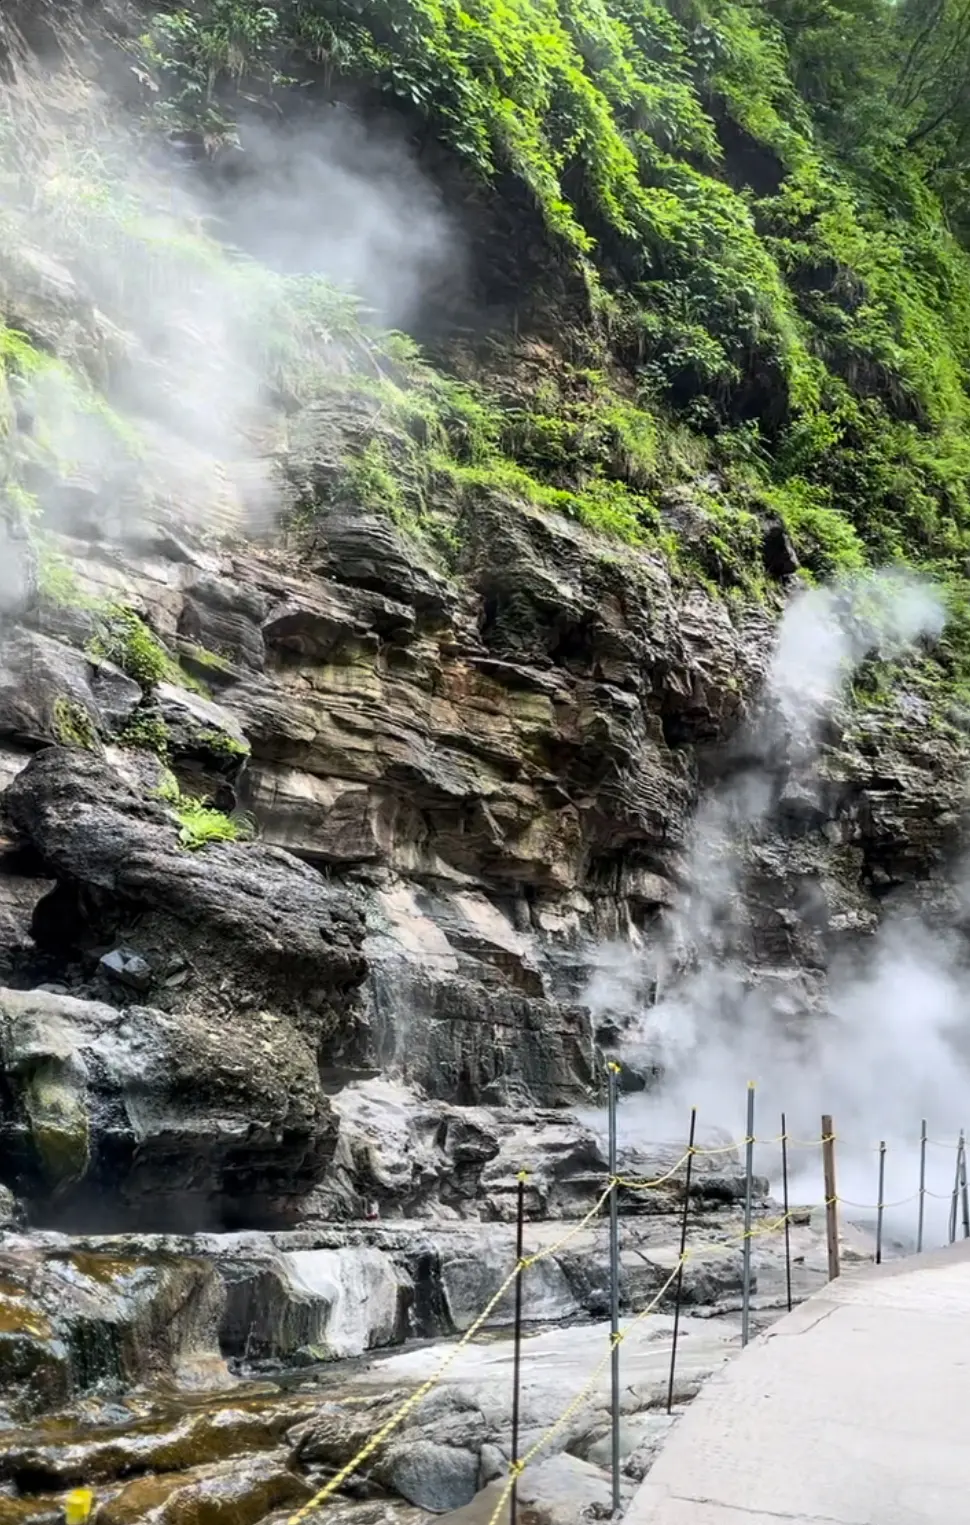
[627,1240,970,1525]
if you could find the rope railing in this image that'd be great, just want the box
[283,1193,803,1525]
[69,1095,970,1525]
[282,1096,970,1523]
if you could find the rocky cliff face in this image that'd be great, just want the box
[0,464,764,1226]
[1,404,967,1234]
[2,5,968,1522]
[0,2,967,1243]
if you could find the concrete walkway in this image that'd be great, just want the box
[627,1240,970,1525]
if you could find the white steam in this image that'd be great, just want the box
[586,572,970,1249]
[771,571,945,740]
[0,50,451,582]
[210,110,454,322]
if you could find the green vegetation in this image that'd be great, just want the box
[35,542,92,610]
[194,728,250,760]
[51,697,98,751]
[87,605,171,689]
[176,796,255,849]
[125,2,970,604]
[119,712,172,757]
[153,766,255,849]
[5,0,970,698]
[178,642,235,676]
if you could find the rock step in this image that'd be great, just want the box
[0,1393,321,1492]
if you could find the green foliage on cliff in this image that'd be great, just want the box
[129,0,970,615]
[88,605,170,689]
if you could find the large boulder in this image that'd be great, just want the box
[1,747,366,1028]
[0,986,337,1228]
[0,1239,229,1424]
[0,629,141,748]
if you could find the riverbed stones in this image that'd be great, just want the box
[95,1450,311,1525]
[0,1397,314,1490]
[0,1241,230,1423]
[382,1439,481,1513]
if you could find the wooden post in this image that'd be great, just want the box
[822,1116,840,1281]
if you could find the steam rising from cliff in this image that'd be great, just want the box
[0,52,450,587]
[588,572,970,1248]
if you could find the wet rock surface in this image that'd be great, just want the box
[0,489,964,1240]
[2,748,367,1031]
[0,1201,859,1522]
[0,986,339,1230]
[0,17,964,1520]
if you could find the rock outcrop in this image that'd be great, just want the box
[0,487,965,1232]
[0,986,341,1229]
[2,4,967,1522]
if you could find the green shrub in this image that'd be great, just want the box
[176,797,255,850]
[119,712,171,757]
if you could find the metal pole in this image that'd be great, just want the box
[741,1082,755,1348]
[822,1116,840,1281]
[510,1171,527,1525]
[666,1107,697,1415]
[917,1119,927,1253]
[780,1112,792,1313]
[949,1136,960,1245]
[960,1132,970,1240]
[875,1141,886,1265]
[607,1062,621,1517]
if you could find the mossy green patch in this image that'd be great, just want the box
[24,1063,90,1194]
[51,697,98,751]
[118,712,171,757]
[193,728,250,760]
[87,605,170,690]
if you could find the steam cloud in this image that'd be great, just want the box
[586,573,970,1249]
[0,47,452,597]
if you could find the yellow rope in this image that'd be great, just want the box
[484,1204,803,1525]
[284,1123,950,1525]
[484,1256,687,1525]
[284,1258,526,1525]
[284,1178,617,1523]
[522,1183,614,1264]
